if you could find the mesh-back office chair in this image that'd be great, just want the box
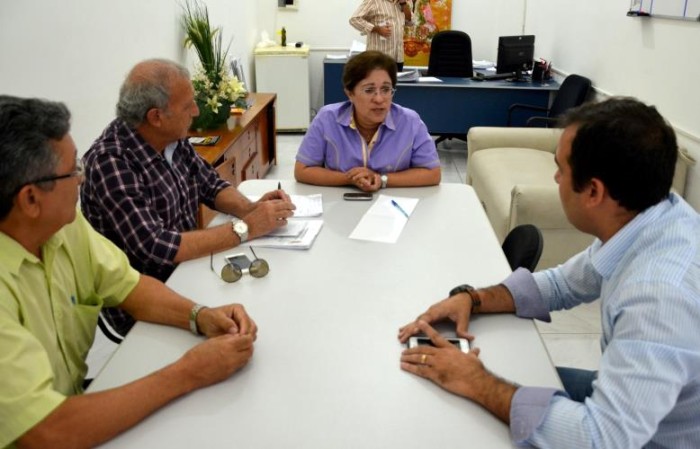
[501,224,544,272]
[427,31,473,145]
[507,74,592,127]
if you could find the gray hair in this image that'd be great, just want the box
[0,95,69,220]
[116,58,190,127]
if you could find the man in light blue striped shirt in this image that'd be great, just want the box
[399,97,700,448]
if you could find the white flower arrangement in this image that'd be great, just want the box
[182,0,248,129]
[191,66,247,115]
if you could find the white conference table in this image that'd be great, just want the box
[90,180,560,448]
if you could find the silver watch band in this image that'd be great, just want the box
[189,304,207,335]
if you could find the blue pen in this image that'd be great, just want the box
[391,199,410,219]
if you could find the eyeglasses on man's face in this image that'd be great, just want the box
[359,86,397,98]
[14,159,85,195]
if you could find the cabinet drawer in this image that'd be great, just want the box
[242,152,261,181]
[215,152,238,185]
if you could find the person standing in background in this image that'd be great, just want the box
[350,0,412,72]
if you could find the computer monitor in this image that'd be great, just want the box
[496,35,535,81]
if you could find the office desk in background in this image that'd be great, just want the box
[324,58,560,136]
[89,181,561,449]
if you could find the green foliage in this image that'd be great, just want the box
[181,0,230,84]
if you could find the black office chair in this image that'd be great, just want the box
[427,30,473,77]
[501,224,544,272]
[97,314,124,344]
[427,30,473,145]
[507,74,592,127]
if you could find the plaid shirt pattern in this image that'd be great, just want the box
[80,119,229,335]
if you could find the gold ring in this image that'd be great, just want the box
[421,354,427,364]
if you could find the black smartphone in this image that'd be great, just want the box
[343,192,373,201]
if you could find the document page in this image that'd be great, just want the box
[349,195,418,243]
[248,194,323,217]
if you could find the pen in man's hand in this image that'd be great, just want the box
[278,182,282,190]
[391,199,410,219]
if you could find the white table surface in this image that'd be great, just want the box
[89,181,560,448]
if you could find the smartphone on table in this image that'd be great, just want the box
[343,192,373,201]
[224,253,252,274]
[407,336,470,352]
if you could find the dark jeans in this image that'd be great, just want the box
[557,367,598,402]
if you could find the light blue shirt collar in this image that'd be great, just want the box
[590,194,677,280]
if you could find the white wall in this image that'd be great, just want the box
[0,0,260,155]
[526,0,700,208]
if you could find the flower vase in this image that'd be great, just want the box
[190,99,232,131]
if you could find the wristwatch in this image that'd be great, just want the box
[380,174,388,189]
[231,218,249,243]
[189,303,207,336]
[449,284,481,314]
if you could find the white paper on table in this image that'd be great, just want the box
[290,194,323,217]
[418,76,443,83]
[349,195,419,243]
[266,221,307,237]
[248,194,323,218]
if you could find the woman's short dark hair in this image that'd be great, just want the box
[342,51,398,92]
[0,95,69,220]
[560,97,678,212]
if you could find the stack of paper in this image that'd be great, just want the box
[250,220,323,250]
[397,70,419,83]
[473,60,495,69]
[244,193,325,250]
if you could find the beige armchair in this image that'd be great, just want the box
[466,126,695,269]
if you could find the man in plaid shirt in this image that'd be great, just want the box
[81,59,295,336]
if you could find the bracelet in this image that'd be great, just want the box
[189,304,208,336]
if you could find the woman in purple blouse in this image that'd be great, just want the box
[295,51,441,192]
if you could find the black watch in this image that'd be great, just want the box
[449,284,481,314]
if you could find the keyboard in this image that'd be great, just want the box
[473,72,514,81]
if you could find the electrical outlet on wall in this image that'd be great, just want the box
[278,0,298,10]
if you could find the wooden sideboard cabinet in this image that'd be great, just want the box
[190,93,277,227]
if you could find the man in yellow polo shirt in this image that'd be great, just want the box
[0,95,258,448]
